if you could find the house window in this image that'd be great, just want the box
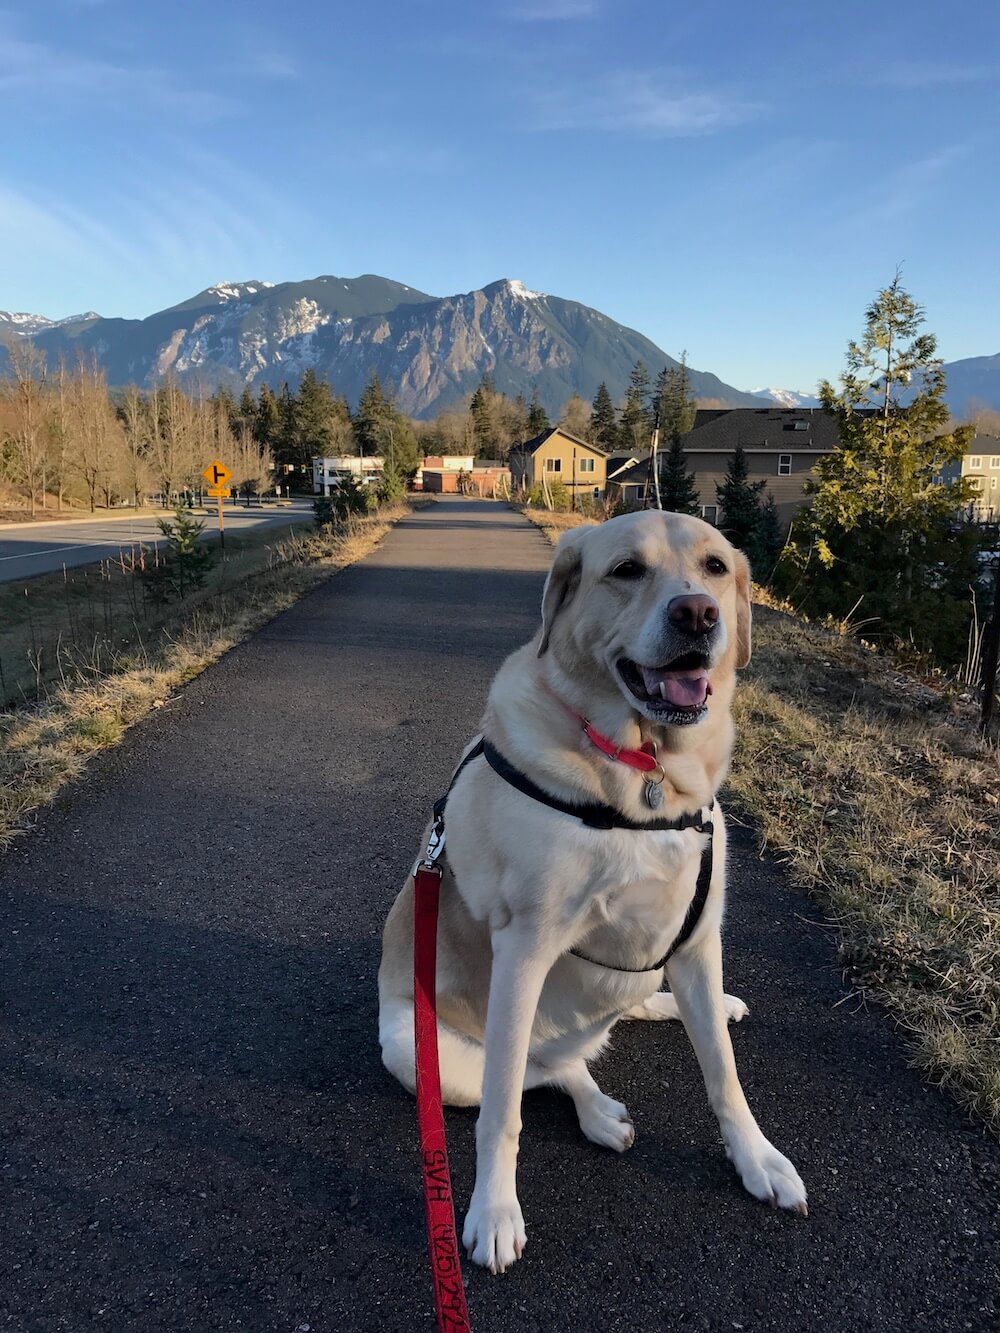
[991,457,1000,468]
[701,504,718,525]
[991,477,998,491]
[969,457,982,470]
[544,458,561,473]
[578,457,595,473]
[969,477,983,491]
[777,454,792,476]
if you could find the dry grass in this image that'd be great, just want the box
[0,503,414,849]
[523,504,1000,1130]
[731,608,999,1130]
[516,504,596,545]
[0,514,313,706]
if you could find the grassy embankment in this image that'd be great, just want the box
[520,504,1000,1133]
[0,502,417,849]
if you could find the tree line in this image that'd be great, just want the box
[0,343,274,514]
[0,351,430,514]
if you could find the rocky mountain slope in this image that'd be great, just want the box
[3,274,763,418]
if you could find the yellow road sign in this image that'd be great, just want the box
[206,485,231,498]
[203,459,232,487]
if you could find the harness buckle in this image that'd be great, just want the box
[414,817,446,878]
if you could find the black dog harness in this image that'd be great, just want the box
[431,736,715,974]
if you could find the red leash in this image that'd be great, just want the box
[414,855,472,1332]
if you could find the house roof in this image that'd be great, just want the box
[508,426,608,458]
[680,407,843,453]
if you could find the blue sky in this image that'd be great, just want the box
[1,0,998,393]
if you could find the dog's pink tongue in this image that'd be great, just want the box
[641,666,711,708]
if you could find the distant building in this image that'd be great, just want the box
[508,428,607,499]
[413,455,475,491]
[605,408,844,523]
[312,456,384,494]
[417,456,511,495]
[960,434,1000,522]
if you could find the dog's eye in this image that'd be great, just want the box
[609,559,646,580]
[705,556,728,576]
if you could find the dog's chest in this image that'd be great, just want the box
[586,829,697,934]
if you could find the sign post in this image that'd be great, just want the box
[202,460,233,553]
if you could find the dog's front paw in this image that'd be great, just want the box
[624,990,748,1023]
[577,1091,635,1152]
[724,1128,807,1215]
[463,1193,526,1274]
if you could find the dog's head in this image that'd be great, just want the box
[537,511,751,728]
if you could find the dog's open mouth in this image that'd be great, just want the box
[617,651,712,724]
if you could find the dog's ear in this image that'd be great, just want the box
[538,529,586,656]
[733,549,752,668]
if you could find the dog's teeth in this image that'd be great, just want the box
[658,680,668,700]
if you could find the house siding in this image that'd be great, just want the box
[511,429,608,495]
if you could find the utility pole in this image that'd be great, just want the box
[981,556,1000,736]
[649,406,662,510]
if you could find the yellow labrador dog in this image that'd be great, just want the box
[379,510,806,1274]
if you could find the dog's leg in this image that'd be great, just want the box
[666,931,807,1215]
[556,1060,635,1151]
[623,990,749,1023]
[462,920,556,1274]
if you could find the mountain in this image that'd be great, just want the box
[2,274,763,418]
[750,386,821,409]
[936,353,1000,417]
[0,309,101,336]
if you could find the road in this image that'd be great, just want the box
[1,497,997,1332]
[0,500,314,583]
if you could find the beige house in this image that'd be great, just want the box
[606,408,845,523]
[508,428,607,498]
[961,435,1000,522]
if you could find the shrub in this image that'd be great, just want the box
[140,506,217,604]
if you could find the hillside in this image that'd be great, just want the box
[2,274,763,419]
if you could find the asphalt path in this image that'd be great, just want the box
[0,500,313,583]
[2,497,997,1332]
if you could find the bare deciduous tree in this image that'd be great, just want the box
[2,334,48,516]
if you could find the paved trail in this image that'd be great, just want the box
[2,497,997,1332]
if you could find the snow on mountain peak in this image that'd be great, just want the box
[507,278,542,300]
[750,386,821,409]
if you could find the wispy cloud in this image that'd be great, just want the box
[860,59,998,90]
[842,144,971,231]
[510,0,598,19]
[0,28,233,119]
[532,71,759,136]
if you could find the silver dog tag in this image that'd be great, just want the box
[644,780,663,810]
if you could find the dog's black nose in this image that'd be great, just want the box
[667,594,719,637]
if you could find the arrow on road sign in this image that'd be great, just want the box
[203,459,232,487]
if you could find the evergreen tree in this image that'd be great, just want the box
[256,383,280,448]
[292,368,336,462]
[654,352,697,444]
[354,372,418,475]
[354,371,391,456]
[716,444,767,560]
[618,359,652,451]
[778,272,979,661]
[470,374,498,454]
[237,386,258,438]
[590,382,618,451]
[748,492,785,582]
[659,435,701,515]
[526,387,550,436]
[275,383,298,473]
[212,385,237,432]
